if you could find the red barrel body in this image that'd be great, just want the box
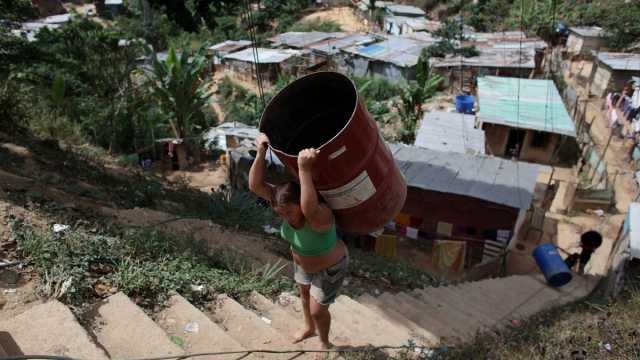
[260,72,406,234]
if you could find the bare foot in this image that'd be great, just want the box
[315,341,334,360]
[292,328,316,344]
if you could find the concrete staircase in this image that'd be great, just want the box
[0,274,598,358]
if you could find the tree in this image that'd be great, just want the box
[425,19,479,58]
[148,46,212,169]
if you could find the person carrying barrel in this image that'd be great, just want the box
[249,133,349,352]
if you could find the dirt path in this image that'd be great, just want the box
[564,59,638,213]
[298,6,370,33]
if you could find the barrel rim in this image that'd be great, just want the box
[258,71,358,158]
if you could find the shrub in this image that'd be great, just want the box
[288,19,343,32]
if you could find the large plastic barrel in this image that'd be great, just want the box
[260,72,407,234]
[455,95,474,114]
[532,243,572,287]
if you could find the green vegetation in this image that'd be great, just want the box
[424,19,479,59]
[147,45,214,167]
[207,187,277,232]
[12,218,293,310]
[288,19,343,32]
[464,0,640,50]
[349,250,441,291]
[216,75,295,126]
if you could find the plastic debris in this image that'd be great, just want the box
[3,289,17,294]
[263,225,279,235]
[511,319,521,326]
[594,209,605,217]
[600,342,612,352]
[190,284,205,292]
[260,316,272,325]
[184,321,199,333]
[52,224,70,233]
[342,278,350,286]
[374,289,381,295]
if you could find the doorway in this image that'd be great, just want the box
[506,129,526,158]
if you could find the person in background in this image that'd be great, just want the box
[249,133,349,352]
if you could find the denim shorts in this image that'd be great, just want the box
[293,256,349,305]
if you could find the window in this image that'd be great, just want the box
[530,131,550,148]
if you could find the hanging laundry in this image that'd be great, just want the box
[395,213,411,226]
[434,240,466,274]
[375,235,397,257]
[406,227,419,240]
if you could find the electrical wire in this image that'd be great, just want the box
[4,344,422,360]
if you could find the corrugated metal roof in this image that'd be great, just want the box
[309,34,377,55]
[596,52,640,71]
[431,48,536,69]
[105,0,123,5]
[223,48,301,64]
[385,4,426,16]
[342,35,437,67]
[415,112,485,155]
[478,76,577,137]
[43,14,71,24]
[209,40,251,52]
[388,143,540,209]
[269,32,345,48]
[569,26,604,38]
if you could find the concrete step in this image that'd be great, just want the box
[357,293,440,347]
[377,292,461,343]
[397,290,484,341]
[506,274,597,321]
[272,292,375,347]
[335,295,414,347]
[248,291,354,347]
[87,292,182,359]
[414,286,498,327]
[325,295,392,347]
[424,283,512,322]
[0,300,108,359]
[156,293,246,360]
[207,294,312,359]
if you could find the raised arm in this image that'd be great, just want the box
[248,133,274,202]
[298,148,333,231]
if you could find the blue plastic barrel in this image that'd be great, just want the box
[532,243,572,287]
[455,95,474,114]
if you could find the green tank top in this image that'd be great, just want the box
[280,221,338,257]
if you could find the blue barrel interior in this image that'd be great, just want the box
[532,243,572,287]
[455,95,474,114]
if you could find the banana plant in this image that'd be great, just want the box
[147,46,212,141]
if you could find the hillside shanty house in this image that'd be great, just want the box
[383,17,441,36]
[431,33,546,92]
[590,52,640,98]
[336,35,437,81]
[268,31,349,71]
[222,48,302,87]
[208,40,251,66]
[414,112,485,155]
[384,4,426,17]
[202,123,259,152]
[477,76,577,165]
[431,48,539,92]
[387,143,540,272]
[566,26,605,57]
